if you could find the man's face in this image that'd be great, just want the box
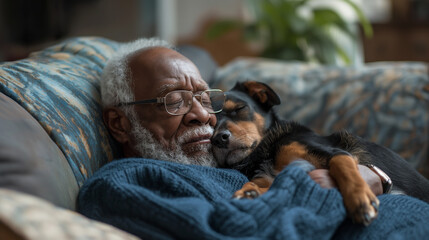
[126,47,217,164]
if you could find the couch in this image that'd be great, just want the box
[0,37,428,239]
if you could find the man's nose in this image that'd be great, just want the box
[183,97,212,125]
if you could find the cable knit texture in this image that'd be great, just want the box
[78,158,429,240]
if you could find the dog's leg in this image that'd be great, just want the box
[274,142,380,225]
[233,142,314,199]
[329,154,379,226]
[233,177,272,199]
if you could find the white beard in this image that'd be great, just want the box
[127,110,217,167]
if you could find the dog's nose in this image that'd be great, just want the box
[212,130,230,148]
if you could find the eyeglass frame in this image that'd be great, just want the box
[116,89,225,116]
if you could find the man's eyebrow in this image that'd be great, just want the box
[158,83,179,96]
[194,83,209,92]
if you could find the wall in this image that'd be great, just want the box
[67,0,142,42]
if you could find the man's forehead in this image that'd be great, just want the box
[157,82,209,95]
[128,47,209,95]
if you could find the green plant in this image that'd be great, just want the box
[206,0,373,65]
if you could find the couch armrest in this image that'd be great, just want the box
[0,92,78,209]
[0,188,138,240]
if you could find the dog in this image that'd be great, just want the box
[212,81,429,226]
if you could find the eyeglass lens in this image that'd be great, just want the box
[164,90,224,115]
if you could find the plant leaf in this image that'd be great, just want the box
[312,8,354,37]
[342,0,373,38]
[243,24,260,41]
[205,20,241,40]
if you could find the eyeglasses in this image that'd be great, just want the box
[117,89,225,116]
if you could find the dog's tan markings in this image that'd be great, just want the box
[227,121,263,147]
[223,100,237,111]
[329,155,379,225]
[274,142,322,173]
[254,113,266,135]
[233,177,272,199]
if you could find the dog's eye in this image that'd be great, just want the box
[227,105,247,116]
[235,105,247,112]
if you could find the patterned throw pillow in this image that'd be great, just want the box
[0,37,120,187]
[0,188,139,240]
[213,58,429,178]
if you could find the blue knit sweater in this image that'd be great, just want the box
[77,158,429,240]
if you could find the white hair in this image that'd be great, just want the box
[100,37,174,108]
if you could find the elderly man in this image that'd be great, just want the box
[78,38,429,239]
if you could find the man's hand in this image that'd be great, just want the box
[357,165,383,195]
[308,169,337,189]
[308,165,383,195]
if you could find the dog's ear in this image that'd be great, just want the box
[239,81,281,110]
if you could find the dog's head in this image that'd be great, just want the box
[211,81,281,167]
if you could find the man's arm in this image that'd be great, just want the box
[308,165,383,195]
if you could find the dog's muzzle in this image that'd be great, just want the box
[212,130,230,149]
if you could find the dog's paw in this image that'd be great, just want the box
[233,190,260,199]
[352,199,379,226]
[233,182,261,199]
[344,187,380,226]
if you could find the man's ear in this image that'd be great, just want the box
[103,107,132,144]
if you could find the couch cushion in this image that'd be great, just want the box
[0,37,120,187]
[0,92,78,209]
[213,58,429,178]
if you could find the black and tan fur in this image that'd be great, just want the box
[212,81,429,226]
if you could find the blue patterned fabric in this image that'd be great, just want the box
[0,37,121,187]
[78,158,429,240]
[212,58,429,178]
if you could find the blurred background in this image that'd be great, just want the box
[1,0,429,66]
